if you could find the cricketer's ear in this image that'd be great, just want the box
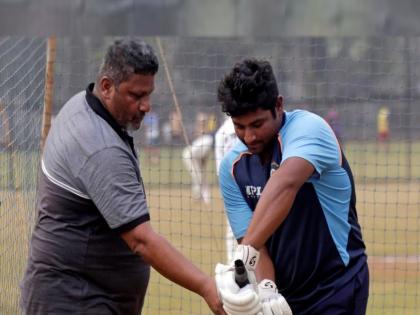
[276,96,284,112]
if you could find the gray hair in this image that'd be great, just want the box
[98,38,159,86]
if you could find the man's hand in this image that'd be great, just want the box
[215,245,262,315]
[201,276,228,315]
[258,279,292,315]
[215,263,261,315]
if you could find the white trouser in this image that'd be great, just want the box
[182,134,214,203]
[225,223,236,262]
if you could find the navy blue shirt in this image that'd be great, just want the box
[219,110,367,313]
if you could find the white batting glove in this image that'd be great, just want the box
[215,245,262,315]
[233,244,260,275]
[258,279,293,315]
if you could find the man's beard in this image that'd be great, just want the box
[126,121,141,131]
[126,114,144,131]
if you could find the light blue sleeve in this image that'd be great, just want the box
[281,111,341,175]
[218,153,253,240]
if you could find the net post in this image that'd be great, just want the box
[40,37,57,152]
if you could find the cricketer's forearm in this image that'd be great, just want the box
[242,157,314,249]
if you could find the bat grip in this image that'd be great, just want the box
[234,259,250,288]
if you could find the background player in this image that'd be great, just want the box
[377,106,390,141]
[324,107,343,146]
[377,106,390,151]
[214,116,238,262]
[182,111,216,204]
[143,109,160,164]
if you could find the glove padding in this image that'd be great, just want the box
[258,279,293,315]
[215,245,262,315]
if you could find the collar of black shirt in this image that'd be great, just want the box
[85,83,136,156]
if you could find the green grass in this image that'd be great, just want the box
[1,141,420,189]
[1,141,420,314]
[344,141,420,180]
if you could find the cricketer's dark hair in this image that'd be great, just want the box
[98,38,159,86]
[217,58,279,117]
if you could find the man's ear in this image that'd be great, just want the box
[99,76,114,100]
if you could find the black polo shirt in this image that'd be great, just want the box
[21,84,151,314]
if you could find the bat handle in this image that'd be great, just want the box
[234,259,250,288]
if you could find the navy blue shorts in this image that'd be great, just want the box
[308,263,369,315]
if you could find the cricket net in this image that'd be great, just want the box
[0,37,419,314]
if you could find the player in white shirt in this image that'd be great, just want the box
[214,117,238,262]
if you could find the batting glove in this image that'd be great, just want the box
[258,279,293,315]
[233,244,260,277]
[215,245,262,315]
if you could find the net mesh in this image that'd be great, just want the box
[0,37,46,313]
[0,36,419,314]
